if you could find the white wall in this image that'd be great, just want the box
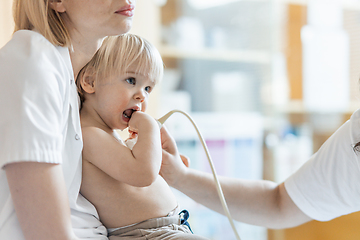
[0,0,14,48]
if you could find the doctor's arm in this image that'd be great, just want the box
[5,162,79,240]
[160,126,312,229]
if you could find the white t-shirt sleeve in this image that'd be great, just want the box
[284,109,360,221]
[0,31,65,167]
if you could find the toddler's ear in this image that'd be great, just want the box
[80,69,96,94]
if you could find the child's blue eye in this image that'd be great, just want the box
[126,77,136,85]
[145,86,151,92]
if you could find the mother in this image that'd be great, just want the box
[0,1,135,239]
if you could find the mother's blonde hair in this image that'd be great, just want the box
[13,0,70,46]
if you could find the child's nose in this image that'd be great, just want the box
[134,90,145,102]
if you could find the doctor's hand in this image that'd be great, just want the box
[159,126,190,187]
[180,154,190,168]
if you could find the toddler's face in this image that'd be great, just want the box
[92,65,155,130]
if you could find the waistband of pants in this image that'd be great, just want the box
[108,206,180,236]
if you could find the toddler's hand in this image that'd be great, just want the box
[128,111,158,134]
[128,129,138,139]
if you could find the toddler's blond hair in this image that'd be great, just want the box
[77,34,164,104]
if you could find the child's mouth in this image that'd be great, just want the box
[123,109,135,121]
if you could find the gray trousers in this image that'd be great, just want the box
[108,214,210,240]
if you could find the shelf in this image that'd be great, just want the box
[275,100,360,114]
[159,45,272,64]
[282,0,360,10]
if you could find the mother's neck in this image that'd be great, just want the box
[68,32,104,79]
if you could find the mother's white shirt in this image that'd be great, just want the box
[0,30,107,239]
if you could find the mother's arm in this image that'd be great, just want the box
[5,162,79,240]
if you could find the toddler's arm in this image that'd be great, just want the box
[82,111,162,187]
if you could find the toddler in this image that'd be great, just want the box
[77,34,209,240]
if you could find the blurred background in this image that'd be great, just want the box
[2,0,360,239]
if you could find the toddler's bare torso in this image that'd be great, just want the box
[81,158,178,228]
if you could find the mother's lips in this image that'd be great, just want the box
[115,4,135,16]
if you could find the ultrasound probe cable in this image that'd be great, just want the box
[157,109,241,240]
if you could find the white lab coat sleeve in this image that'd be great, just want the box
[284,109,360,221]
[0,30,65,167]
